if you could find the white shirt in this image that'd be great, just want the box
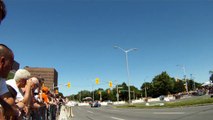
[6,79,24,101]
[0,77,9,96]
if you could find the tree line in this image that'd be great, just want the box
[68,71,207,101]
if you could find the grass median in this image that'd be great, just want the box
[116,95,213,109]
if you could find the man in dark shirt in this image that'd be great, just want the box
[0,1,21,118]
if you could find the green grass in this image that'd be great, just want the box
[116,96,213,109]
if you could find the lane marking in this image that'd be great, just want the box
[111,110,120,112]
[111,116,125,120]
[153,112,185,115]
[87,111,94,114]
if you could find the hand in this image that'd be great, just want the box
[26,79,33,87]
[23,106,30,115]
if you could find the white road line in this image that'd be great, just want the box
[153,112,185,115]
[110,110,120,112]
[111,116,125,120]
[87,111,94,114]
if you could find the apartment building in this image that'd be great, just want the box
[24,67,58,92]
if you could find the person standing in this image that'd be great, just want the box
[1,1,10,119]
[0,1,10,100]
[1,1,20,119]
[0,44,15,103]
[6,69,32,110]
[0,44,20,117]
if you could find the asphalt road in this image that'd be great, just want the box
[70,104,213,120]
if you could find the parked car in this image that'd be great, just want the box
[159,95,165,101]
[105,100,113,105]
[91,101,101,107]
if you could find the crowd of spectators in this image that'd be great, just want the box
[1,68,67,120]
[0,1,68,119]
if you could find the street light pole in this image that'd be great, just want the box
[144,77,148,98]
[92,82,94,102]
[145,84,147,98]
[116,84,119,102]
[116,84,123,102]
[79,91,81,102]
[114,45,138,103]
[190,74,196,91]
[177,65,189,94]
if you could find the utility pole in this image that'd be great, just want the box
[145,84,147,98]
[92,83,94,101]
[99,91,102,101]
[116,84,123,102]
[133,91,135,100]
[116,84,119,102]
[190,74,196,91]
[79,91,81,102]
[144,77,148,98]
[177,65,189,94]
[114,45,138,103]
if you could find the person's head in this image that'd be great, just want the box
[30,77,39,91]
[38,77,44,87]
[42,86,49,93]
[0,44,14,78]
[14,69,31,88]
[0,0,6,23]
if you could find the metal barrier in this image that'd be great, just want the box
[48,104,57,120]
[58,105,73,120]
[1,104,59,120]
[29,104,57,120]
[30,105,47,120]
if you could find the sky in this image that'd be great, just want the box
[0,0,213,96]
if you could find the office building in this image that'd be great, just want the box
[24,67,58,92]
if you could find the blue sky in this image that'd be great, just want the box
[1,0,213,96]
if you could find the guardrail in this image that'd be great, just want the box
[1,103,74,120]
[58,105,74,120]
[27,104,58,120]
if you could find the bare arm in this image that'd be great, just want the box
[21,79,33,105]
[0,93,19,116]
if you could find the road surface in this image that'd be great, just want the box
[70,104,213,120]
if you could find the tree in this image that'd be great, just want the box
[210,71,213,83]
[141,82,154,97]
[169,78,176,94]
[77,90,91,101]
[118,82,128,101]
[93,88,104,101]
[187,79,195,91]
[130,86,141,99]
[210,74,213,83]
[67,94,76,101]
[173,79,185,93]
[152,71,174,97]
[101,89,114,101]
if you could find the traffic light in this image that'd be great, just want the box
[98,91,101,95]
[67,82,71,88]
[109,81,112,87]
[95,78,100,84]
